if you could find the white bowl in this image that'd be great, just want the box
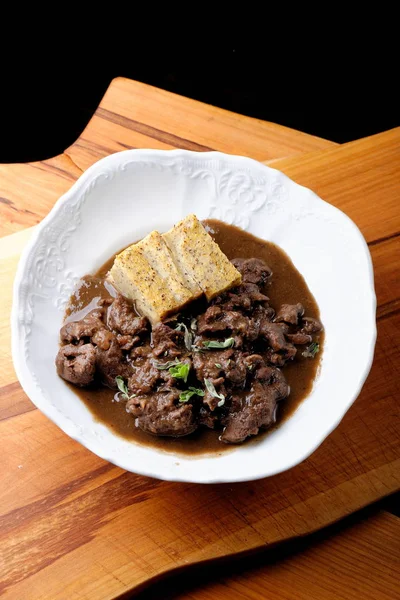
[12,149,376,483]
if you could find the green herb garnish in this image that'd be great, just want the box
[215,363,222,369]
[115,376,136,401]
[302,342,320,358]
[202,337,235,350]
[169,362,190,383]
[175,322,193,351]
[204,378,225,407]
[152,358,180,370]
[179,387,205,403]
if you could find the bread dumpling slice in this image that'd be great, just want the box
[110,244,180,325]
[136,231,199,305]
[163,214,242,300]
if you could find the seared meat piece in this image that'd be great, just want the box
[151,323,183,357]
[215,282,269,311]
[275,303,304,325]
[226,352,247,384]
[193,348,233,381]
[197,306,249,336]
[116,334,140,351]
[128,357,160,395]
[285,332,312,345]
[265,345,297,367]
[130,344,153,360]
[259,322,289,351]
[221,368,289,443]
[199,406,219,429]
[258,321,297,364]
[108,294,148,336]
[301,316,323,334]
[126,389,197,437]
[252,304,275,328]
[56,343,96,386]
[256,363,288,398]
[91,328,114,350]
[192,347,246,387]
[60,309,104,344]
[243,353,264,372]
[95,337,130,388]
[231,257,272,285]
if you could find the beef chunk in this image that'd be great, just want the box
[285,332,312,345]
[301,316,323,334]
[116,334,140,351]
[231,257,272,285]
[95,337,130,388]
[192,348,246,387]
[255,364,289,398]
[221,368,289,443]
[60,309,104,344]
[91,328,114,350]
[244,353,264,373]
[252,304,275,329]
[225,352,247,384]
[130,344,152,360]
[108,294,148,336]
[221,382,276,443]
[197,306,249,336]
[257,321,296,364]
[259,322,288,350]
[128,358,160,395]
[126,389,197,437]
[56,343,96,386]
[275,303,304,325]
[151,323,183,357]
[265,346,297,367]
[215,282,269,311]
[193,347,232,381]
[199,406,219,429]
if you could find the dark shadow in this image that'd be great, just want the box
[1,50,398,163]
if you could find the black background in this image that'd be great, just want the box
[1,46,398,163]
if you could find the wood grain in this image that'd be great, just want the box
[0,156,82,237]
[272,127,400,244]
[0,78,399,599]
[165,511,400,600]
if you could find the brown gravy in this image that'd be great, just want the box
[67,220,323,456]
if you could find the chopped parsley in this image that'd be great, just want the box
[169,362,190,383]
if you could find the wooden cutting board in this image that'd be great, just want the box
[0,78,399,600]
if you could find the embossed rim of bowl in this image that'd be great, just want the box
[11,149,377,483]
